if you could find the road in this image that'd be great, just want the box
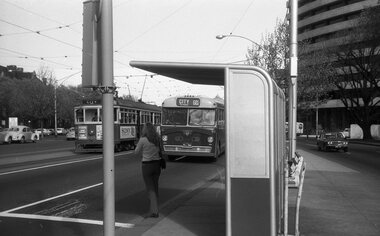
[0,136,225,235]
[0,136,378,235]
[297,137,380,174]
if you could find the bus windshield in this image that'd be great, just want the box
[162,108,215,126]
[189,109,215,126]
[162,108,187,125]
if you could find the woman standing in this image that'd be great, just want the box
[135,122,162,218]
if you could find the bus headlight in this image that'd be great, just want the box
[162,135,168,142]
[207,136,214,143]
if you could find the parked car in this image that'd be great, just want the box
[56,128,66,135]
[0,125,39,144]
[66,127,75,140]
[317,132,348,152]
[35,128,51,136]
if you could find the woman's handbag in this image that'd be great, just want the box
[160,157,166,170]
[159,144,166,169]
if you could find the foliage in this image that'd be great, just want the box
[0,74,85,129]
[326,5,380,139]
[297,43,336,110]
[246,19,289,90]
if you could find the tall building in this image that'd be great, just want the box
[297,0,380,134]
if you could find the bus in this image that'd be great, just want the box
[74,98,161,152]
[160,96,225,161]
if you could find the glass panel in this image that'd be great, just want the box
[75,108,84,122]
[85,108,98,122]
[114,108,118,122]
[189,109,215,126]
[162,108,187,125]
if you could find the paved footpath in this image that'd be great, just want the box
[294,148,380,236]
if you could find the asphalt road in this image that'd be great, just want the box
[297,137,380,174]
[0,136,225,235]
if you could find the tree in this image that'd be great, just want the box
[327,5,380,139]
[246,19,289,90]
[246,19,334,117]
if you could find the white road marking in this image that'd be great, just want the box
[0,151,137,228]
[3,183,103,213]
[0,212,134,228]
[0,151,133,176]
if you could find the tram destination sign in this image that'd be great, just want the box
[176,97,200,107]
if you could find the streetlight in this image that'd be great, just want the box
[216,34,263,50]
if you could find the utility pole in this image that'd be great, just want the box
[99,0,115,235]
[288,0,298,162]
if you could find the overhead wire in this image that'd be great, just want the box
[0,47,78,70]
[0,18,82,50]
[2,0,81,34]
[0,23,77,37]
[211,0,256,62]
[115,0,193,52]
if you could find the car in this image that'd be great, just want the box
[317,132,348,152]
[66,127,75,140]
[0,125,39,144]
[56,128,66,135]
[35,128,51,136]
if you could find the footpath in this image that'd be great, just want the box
[125,138,380,236]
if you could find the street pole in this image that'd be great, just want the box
[99,0,115,235]
[285,1,298,236]
[54,84,57,137]
[289,0,298,162]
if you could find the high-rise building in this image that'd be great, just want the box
[297,0,380,134]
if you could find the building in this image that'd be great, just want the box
[0,65,36,80]
[297,0,380,134]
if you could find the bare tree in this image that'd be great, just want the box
[328,5,380,139]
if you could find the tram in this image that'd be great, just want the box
[160,95,225,161]
[74,98,161,152]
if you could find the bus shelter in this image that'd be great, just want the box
[130,61,286,236]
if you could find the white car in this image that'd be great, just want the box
[66,127,75,140]
[0,125,39,144]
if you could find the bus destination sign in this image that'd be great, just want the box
[176,97,200,107]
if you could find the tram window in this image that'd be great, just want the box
[75,109,84,122]
[154,113,161,124]
[189,109,215,126]
[85,108,98,122]
[162,108,187,125]
[141,111,151,124]
[114,108,118,122]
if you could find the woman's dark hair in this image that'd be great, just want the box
[141,123,160,147]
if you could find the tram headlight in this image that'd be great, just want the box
[162,135,168,142]
[207,136,214,143]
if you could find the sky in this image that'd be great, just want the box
[0,0,287,105]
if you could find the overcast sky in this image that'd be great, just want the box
[1,0,286,105]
